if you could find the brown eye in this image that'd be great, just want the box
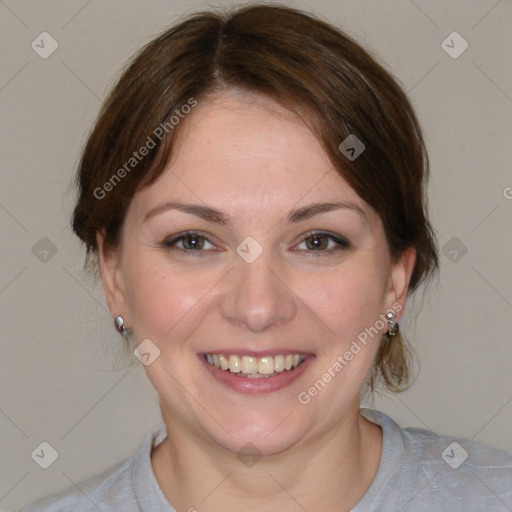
[295,231,350,253]
[163,231,214,252]
[179,234,206,250]
[305,234,329,250]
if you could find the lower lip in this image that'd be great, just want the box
[199,355,314,394]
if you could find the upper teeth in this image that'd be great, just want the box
[205,354,305,375]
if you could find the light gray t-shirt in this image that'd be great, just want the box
[18,408,512,511]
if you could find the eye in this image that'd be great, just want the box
[162,230,350,257]
[163,231,215,254]
[294,231,350,254]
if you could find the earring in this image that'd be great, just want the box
[386,311,399,336]
[114,315,128,338]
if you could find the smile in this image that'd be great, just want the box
[204,353,306,378]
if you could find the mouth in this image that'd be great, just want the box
[200,351,313,394]
[204,353,307,378]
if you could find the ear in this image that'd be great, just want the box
[384,246,416,321]
[96,230,131,326]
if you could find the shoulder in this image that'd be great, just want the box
[402,425,512,507]
[17,457,136,511]
[360,408,512,510]
[401,421,512,473]
[17,423,169,512]
[363,407,512,473]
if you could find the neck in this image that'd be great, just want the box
[152,405,383,512]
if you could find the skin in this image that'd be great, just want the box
[97,89,416,511]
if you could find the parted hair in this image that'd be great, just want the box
[72,3,439,393]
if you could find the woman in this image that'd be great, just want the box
[20,4,512,511]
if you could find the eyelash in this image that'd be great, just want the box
[162,230,350,257]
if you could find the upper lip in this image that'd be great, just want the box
[200,349,313,357]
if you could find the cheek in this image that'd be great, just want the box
[122,251,219,341]
[302,261,388,350]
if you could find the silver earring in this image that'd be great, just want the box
[114,315,128,338]
[386,311,399,336]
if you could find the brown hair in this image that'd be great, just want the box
[72,3,439,393]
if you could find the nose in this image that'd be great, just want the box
[220,251,297,333]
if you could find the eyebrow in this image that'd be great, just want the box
[143,200,367,225]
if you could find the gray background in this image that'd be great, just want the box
[1,0,511,509]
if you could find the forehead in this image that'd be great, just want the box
[132,90,378,228]
[169,90,326,178]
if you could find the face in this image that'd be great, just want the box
[99,90,414,455]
